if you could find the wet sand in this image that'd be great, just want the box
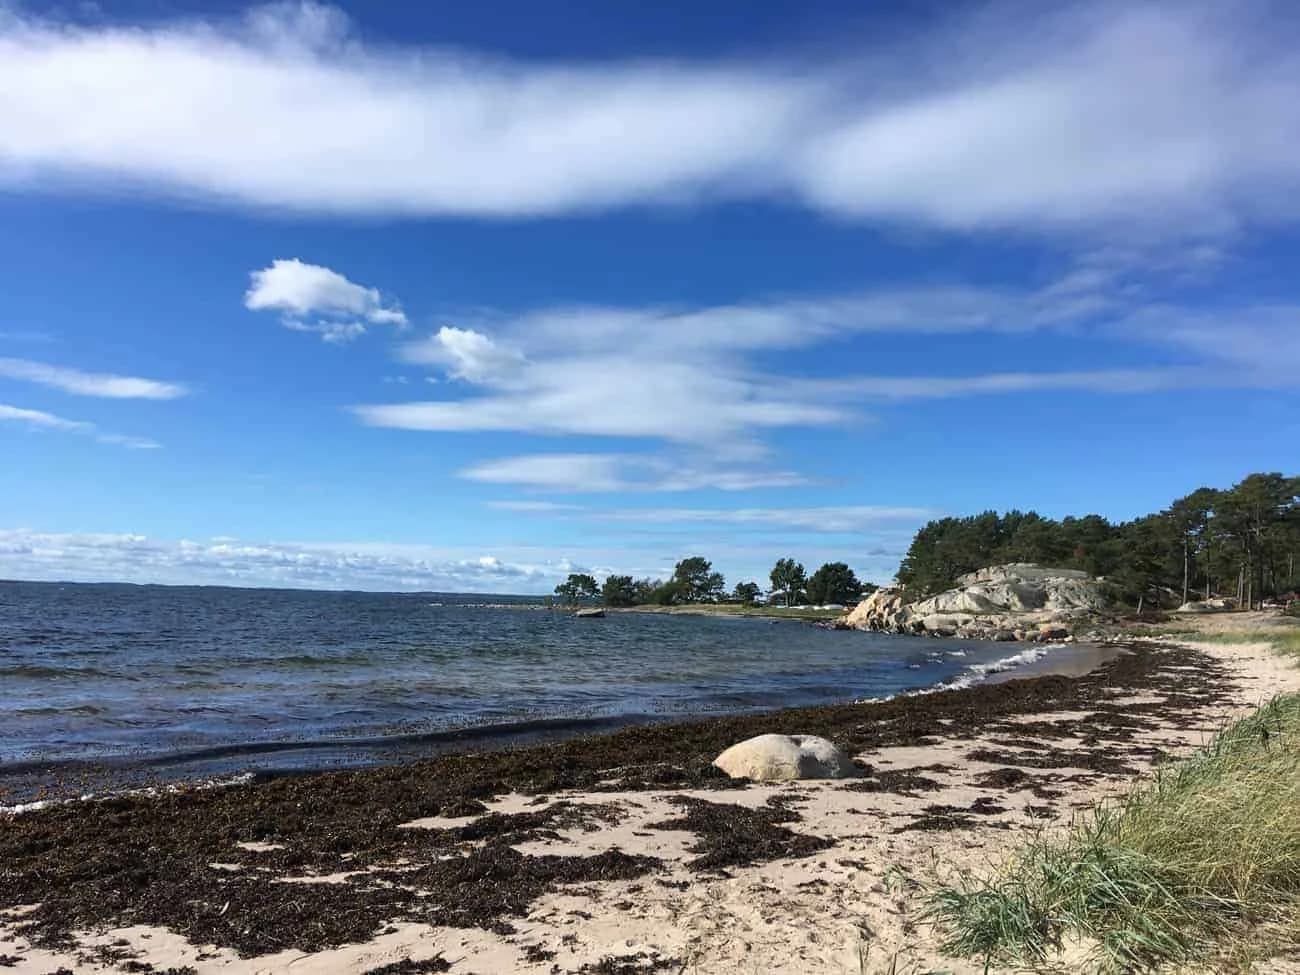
[3,635,1297,974]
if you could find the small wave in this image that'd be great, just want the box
[15,704,107,717]
[939,647,1049,691]
[0,664,114,680]
[857,646,1050,703]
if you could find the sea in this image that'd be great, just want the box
[0,580,1059,800]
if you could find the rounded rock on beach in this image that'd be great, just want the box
[713,733,860,781]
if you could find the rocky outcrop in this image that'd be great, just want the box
[842,563,1109,641]
[713,734,860,781]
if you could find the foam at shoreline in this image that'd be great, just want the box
[859,640,1124,702]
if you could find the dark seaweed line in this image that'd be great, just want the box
[0,642,1236,963]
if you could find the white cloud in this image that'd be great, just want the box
[0,3,1296,232]
[0,403,91,432]
[283,318,368,344]
[357,349,847,446]
[0,402,159,448]
[94,433,163,450]
[465,454,628,492]
[485,500,582,513]
[484,284,1098,358]
[0,357,187,398]
[793,6,1300,231]
[406,326,526,382]
[356,251,1294,451]
[462,453,809,493]
[0,528,582,592]
[592,505,935,534]
[0,523,920,590]
[793,367,1218,402]
[245,258,406,342]
[1113,305,1300,375]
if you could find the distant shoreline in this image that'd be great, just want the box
[609,603,844,622]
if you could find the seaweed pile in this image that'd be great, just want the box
[0,643,1234,963]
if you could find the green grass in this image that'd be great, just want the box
[1176,628,1300,657]
[928,693,1300,972]
[1138,620,1300,657]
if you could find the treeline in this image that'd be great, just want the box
[897,472,1300,609]
[554,556,878,608]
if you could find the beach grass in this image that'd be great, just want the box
[1194,628,1300,656]
[1141,617,1300,658]
[1171,628,1300,657]
[928,692,1300,972]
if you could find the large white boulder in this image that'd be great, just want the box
[956,564,1090,586]
[713,734,860,782]
[840,563,1110,640]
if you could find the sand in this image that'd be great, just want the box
[3,626,1298,975]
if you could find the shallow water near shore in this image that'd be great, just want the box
[2,580,1085,792]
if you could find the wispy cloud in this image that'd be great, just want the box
[0,357,187,398]
[356,252,1295,453]
[484,500,582,513]
[355,356,847,446]
[792,367,1218,402]
[1,3,1296,232]
[0,529,580,591]
[0,403,160,448]
[0,403,91,433]
[591,505,936,533]
[461,453,810,493]
[245,258,407,343]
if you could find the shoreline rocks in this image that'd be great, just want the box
[839,563,1109,642]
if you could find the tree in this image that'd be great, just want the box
[1215,474,1297,608]
[891,471,1297,608]
[1107,516,1168,614]
[805,562,863,605]
[601,574,637,607]
[672,556,726,603]
[1166,488,1219,604]
[649,580,684,605]
[769,558,807,607]
[554,572,599,605]
[732,581,762,605]
[630,578,662,604]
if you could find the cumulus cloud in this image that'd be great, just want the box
[0,357,187,398]
[406,326,526,382]
[0,3,1297,232]
[245,259,407,342]
[462,453,809,493]
[0,529,579,591]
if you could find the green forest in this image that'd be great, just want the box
[554,555,875,609]
[896,472,1300,609]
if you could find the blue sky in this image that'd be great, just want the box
[0,0,1297,592]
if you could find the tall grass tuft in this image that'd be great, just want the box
[928,694,1300,972]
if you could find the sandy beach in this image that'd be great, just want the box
[3,624,1298,975]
